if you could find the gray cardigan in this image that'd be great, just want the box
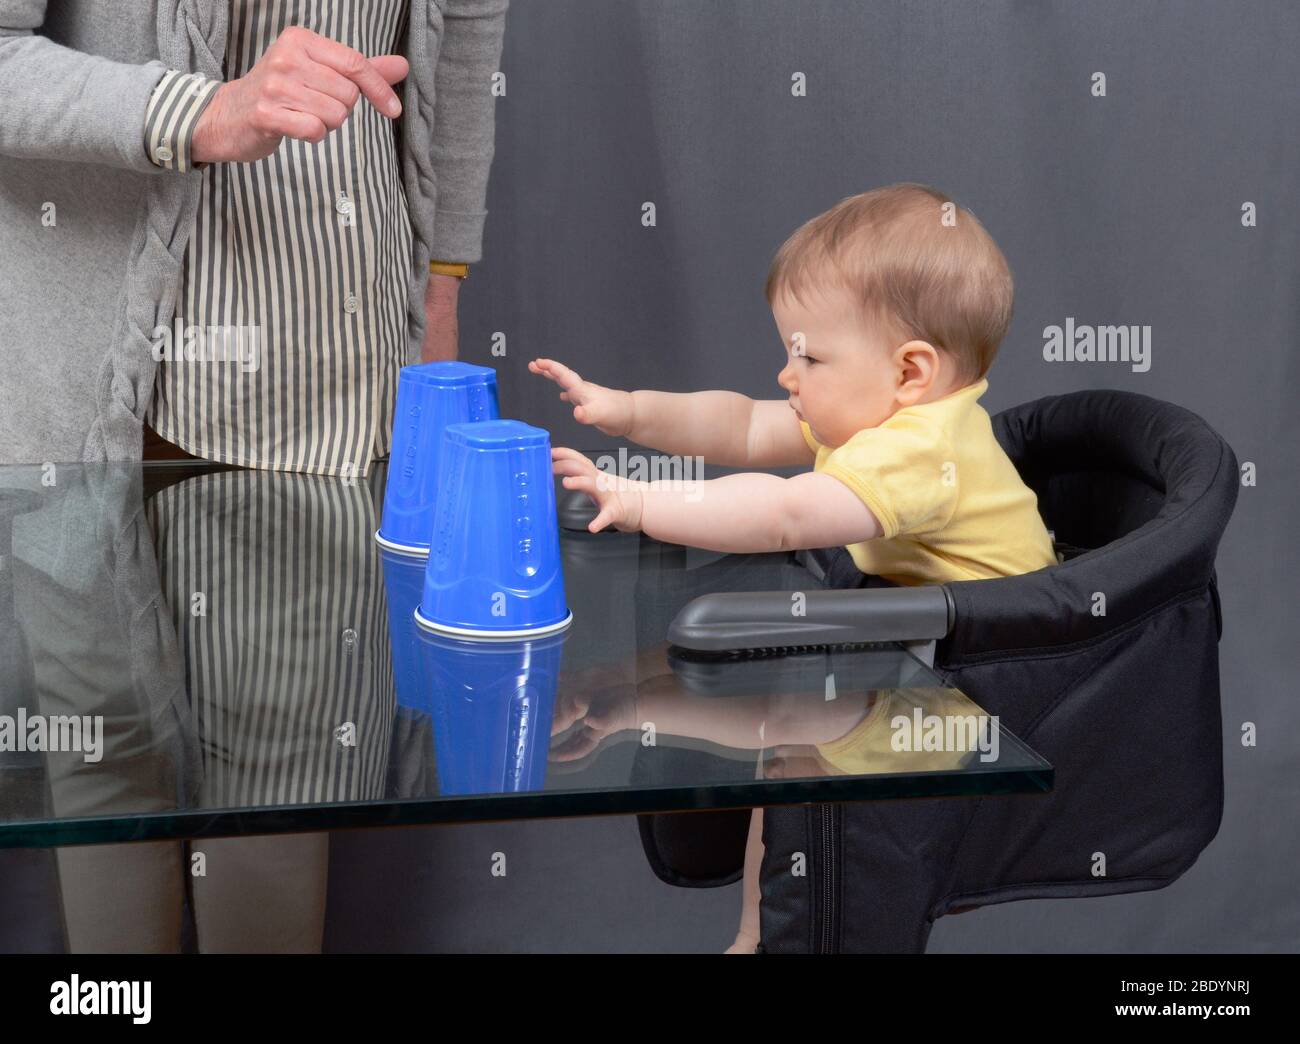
[0,0,507,464]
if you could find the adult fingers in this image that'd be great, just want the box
[302,34,403,118]
[369,54,410,86]
[277,81,352,132]
[267,106,330,145]
[295,62,363,110]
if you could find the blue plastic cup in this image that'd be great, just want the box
[415,419,572,638]
[411,627,567,796]
[376,361,500,556]
[379,548,429,714]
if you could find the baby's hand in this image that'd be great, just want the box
[551,446,645,534]
[528,358,634,437]
[550,681,639,762]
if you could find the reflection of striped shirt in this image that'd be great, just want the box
[145,0,414,477]
[146,468,395,807]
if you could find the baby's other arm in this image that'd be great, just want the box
[636,470,882,554]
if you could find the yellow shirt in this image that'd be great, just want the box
[815,687,987,776]
[799,378,1057,586]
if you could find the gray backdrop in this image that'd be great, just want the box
[7,0,1296,953]
[323,0,1298,952]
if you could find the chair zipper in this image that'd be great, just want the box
[817,803,837,953]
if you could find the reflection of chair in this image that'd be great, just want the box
[641,390,1239,953]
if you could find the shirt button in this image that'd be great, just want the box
[344,295,360,314]
[336,197,353,215]
[155,145,174,162]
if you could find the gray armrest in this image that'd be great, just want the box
[667,586,954,652]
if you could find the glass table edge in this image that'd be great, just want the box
[0,764,1054,850]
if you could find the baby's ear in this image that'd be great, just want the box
[894,338,944,379]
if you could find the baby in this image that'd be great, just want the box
[530,182,1058,953]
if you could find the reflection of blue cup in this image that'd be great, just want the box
[376,362,500,556]
[413,627,567,795]
[379,548,429,714]
[415,419,572,638]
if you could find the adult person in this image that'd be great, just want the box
[0,0,507,473]
[0,0,507,953]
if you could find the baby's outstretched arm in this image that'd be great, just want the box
[553,448,882,551]
[530,358,813,467]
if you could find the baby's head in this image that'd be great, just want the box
[766,183,1013,447]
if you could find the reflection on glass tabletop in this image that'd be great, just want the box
[0,459,1051,848]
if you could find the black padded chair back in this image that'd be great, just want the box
[940,389,1238,665]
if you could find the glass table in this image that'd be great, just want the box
[0,459,1052,849]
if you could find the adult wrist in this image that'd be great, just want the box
[145,71,222,172]
[190,80,232,166]
[425,273,462,321]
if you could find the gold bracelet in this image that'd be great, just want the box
[429,260,469,278]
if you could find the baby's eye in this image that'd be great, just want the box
[803,356,818,366]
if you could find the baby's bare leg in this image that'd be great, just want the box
[725,808,765,953]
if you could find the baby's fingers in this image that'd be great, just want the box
[560,473,598,496]
[550,728,602,763]
[572,403,604,426]
[587,503,618,533]
[529,357,585,393]
[550,691,592,734]
[551,447,596,475]
[551,457,583,476]
[560,474,611,530]
[553,461,597,487]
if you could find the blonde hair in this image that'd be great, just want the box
[764,183,1014,382]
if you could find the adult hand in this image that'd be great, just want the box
[420,273,462,362]
[193,26,409,164]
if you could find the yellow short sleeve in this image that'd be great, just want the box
[816,688,976,775]
[798,419,821,454]
[817,415,959,540]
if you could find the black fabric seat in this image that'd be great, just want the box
[639,389,1239,952]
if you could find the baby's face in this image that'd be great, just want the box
[772,285,903,448]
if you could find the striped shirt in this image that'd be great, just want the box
[144,0,415,477]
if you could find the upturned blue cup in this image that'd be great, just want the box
[376,361,499,556]
[411,627,567,795]
[379,548,429,714]
[414,419,572,638]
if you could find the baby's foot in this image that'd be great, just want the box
[724,930,760,954]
